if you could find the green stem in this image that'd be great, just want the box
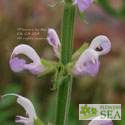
[56,75,73,125]
[55,1,76,125]
[61,4,76,64]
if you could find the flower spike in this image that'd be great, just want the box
[2,93,37,125]
[47,28,61,58]
[9,44,45,75]
[73,0,94,12]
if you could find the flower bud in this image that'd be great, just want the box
[47,28,61,58]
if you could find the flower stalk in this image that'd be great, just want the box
[55,0,76,125]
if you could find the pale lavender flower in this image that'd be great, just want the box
[88,116,113,125]
[74,48,100,77]
[89,35,111,56]
[74,35,111,77]
[9,44,45,75]
[73,0,94,12]
[2,93,37,125]
[47,28,61,58]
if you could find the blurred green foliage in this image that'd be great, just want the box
[98,0,125,19]
[0,84,21,124]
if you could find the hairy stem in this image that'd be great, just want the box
[55,1,76,125]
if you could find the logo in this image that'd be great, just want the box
[79,104,121,120]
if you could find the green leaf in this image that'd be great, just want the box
[41,59,57,67]
[34,117,45,125]
[72,43,89,60]
[4,83,21,94]
[0,96,16,109]
[0,83,21,109]
[38,59,57,77]
[0,83,21,124]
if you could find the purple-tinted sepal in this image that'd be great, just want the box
[74,49,100,77]
[47,28,61,58]
[73,0,94,12]
[9,44,45,75]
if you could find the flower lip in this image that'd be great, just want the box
[16,116,21,120]
[10,57,26,72]
[89,35,111,56]
[74,48,100,77]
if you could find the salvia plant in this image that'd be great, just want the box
[1,0,112,125]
